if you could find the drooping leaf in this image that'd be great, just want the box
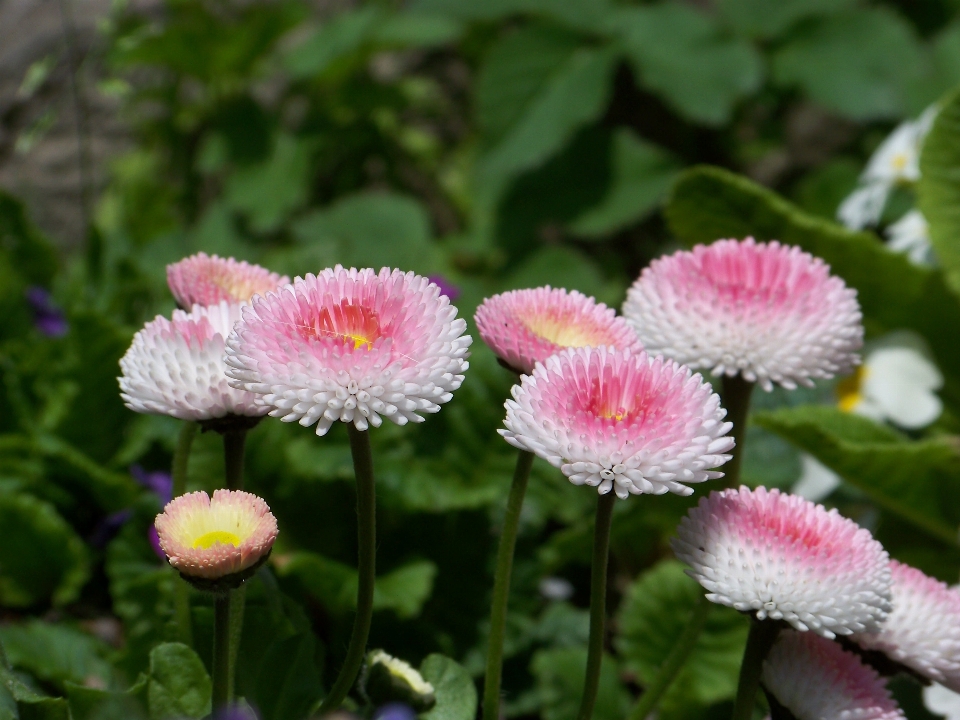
[615,4,762,125]
[754,405,960,547]
[664,165,960,410]
[529,647,630,720]
[0,493,89,607]
[418,654,476,720]
[147,643,211,720]
[616,561,748,715]
[0,655,69,720]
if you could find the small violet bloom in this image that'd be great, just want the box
[427,274,461,302]
[131,465,173,504]
[373,703,418,720]
[25,286,68,337]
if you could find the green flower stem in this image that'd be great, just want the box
[172,422,198,648]
[627,594,712,720]
[731,619,780,720]
[223,429,247,491]
[720,375,755,488]
[482,449,536,720]
[319,424,377,713]
[212,591,234,711]
[576,491,617,720]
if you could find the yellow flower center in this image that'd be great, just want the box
[524,316,604,348]
[193,530,241,549]
[891,153,908,172]
[836,366,867,413]
[346,333,373,350]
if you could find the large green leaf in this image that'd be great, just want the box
[0,648,69,720]
[284,7,383,78]
[66,677,148,720]
[772,9,926,120]
[664,165,960,409]
[0,493,89,607]
[716,0,855,39]
[529,647,630,720]
[0,622,112,692]
[919,86,960,294]
[418,654,476,720]
[412,0,613,31]
[250,633,323,720]
[616,561,748,716]
[754,405,960,547]
[147,643,211,720]
[614,4,762,126]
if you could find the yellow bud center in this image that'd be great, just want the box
[193,530,241,549]
[892,153,908,172]
[836,366,867,413]
[346,333,373,350]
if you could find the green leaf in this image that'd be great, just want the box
[250,633,323,720]
[502,246,621,308]
[147,643,211,720]
[372,13,463,46]
[919,86,960,295]
[615,561,748,714]
[0,622,112,692]
[615,4,762,126]
[754,405,960,547]
[716,0,855,39]
[568,129,680,237]
[375,561,438,619]
[0,493,89,607]
[418,654,476,720]
[411,0,613,30]
[0,657,69,720]
[66,676,148,720]
[772,9,926,121]
[224,134,312,233]
[664,165,960,410]
[292,192,434,274]
[529,647,630,720]
[284,7,383,79]
[0,192,57,287]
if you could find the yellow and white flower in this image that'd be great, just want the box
[886,209,934,266]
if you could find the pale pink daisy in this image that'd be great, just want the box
[167,252,288,308]
[224,266,471,435]
[622,238,863,391]
[119,301,267,422]
[155,489,278,582]
[475,287,642,374]
[500,346,734,498]
[763,630,905,720]
[673,486,891,637]
[853,561,960,690]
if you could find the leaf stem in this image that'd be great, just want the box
[172,422,198,648]
[319,424,377,713]
[482,449,535,720]
[731,619,780,720]
[627,594,712,720]
[576,491,617,720]
[212,591,233,711]
[721,375,755,488]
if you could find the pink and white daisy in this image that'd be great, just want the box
[499,346,734,498]
[224,266,471,435]
[119,301,267,422]
[622,238,863,391]
[853,561,960,690]
[762,631,905,720]
[672,486,891,638]
[155,489,278,581]
[167,252,288,308]
[475,287,642,374]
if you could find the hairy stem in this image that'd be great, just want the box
[212,592,233,711]
[576,492,617,720]
[720,375,755,488]
[482,449,535,720]
[628,594,712,720]
[319,425,377,713]
[731,619,780,720]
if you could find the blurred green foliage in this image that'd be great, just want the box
[2,0,960,718]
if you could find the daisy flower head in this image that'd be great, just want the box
[119,301,268,424]
[672,486,891,638]
[224,266,472,436]
[622,238,863,391]
[853,561,960,691]
[167,252,289,308]
[475,287,642,374]
[499,346,734,499]
[762,631,905,720]
[155,489,278,591]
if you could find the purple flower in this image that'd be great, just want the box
[25,286,67,337]
[131,465,173,504]
[147,525,166,561]
[89,509,133,548]
[428,275,461,302]
[373,703,417,720]
[212,705,260,720]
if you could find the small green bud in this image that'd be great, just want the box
[360,650,436,712]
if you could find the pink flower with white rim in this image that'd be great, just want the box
[622,238,863,391]
[852,560,960,690]
[167,252,288,308]
[224,266,471,435]
[762,630,905,720]
[499,346,734,499]
[155,489,278,586]
[475,287,642,374]
[672,486,891,638]
[119,301,267,422]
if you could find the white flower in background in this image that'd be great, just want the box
[925,683,960,720]
[792,334,943,501]
[838,106,937,230]
[886,209,934,265]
